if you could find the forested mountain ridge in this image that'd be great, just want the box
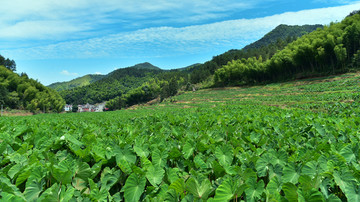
[0,65,65,112]
[214,11,360,86]
[242,24,323,51]
[48,74,105,91]
[188,24,322,83]
[60,63,164,105]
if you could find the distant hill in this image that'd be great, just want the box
[242,24,323,51]
[48,74,105,91]
[129,62,161,70]
[60,63,163,104]
[0,65,65,112]
[188,24,322,83]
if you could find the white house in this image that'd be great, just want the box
[64,104,73,112]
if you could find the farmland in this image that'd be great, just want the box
[1,72,360,201]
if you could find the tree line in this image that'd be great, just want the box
[0,66,65,112]
[214,11,360,86]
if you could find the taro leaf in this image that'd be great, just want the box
[256,153,274,177]
[215,144,233,168]
[37,183,59,202]
[51,162,74,185]
[59,185,75,202]
[117,159,132,175]
[167,168,181,184]
[333,171,356,195]
[185,177,212,200]
[302,161,322,179]
[212,177,247,202]
[75,161,92,181]
[266,176,282,201]
[182,142,194,160]
[152,148,168,168]
[90,161,104,179]
[114,145,137,165]
[134,145,149,158]
[340,145,356,163]
[100,168,121,192]
[168,178,186,195]
[1,192,26,202]
[146,165,165,187]
[0,175,24,198]
[245,178,265,202]
[123,173,146,202]
[88,178,108,202]
[282,164,301,184]
[313,123,325,137]
[8,164,22,179]
[24,179,45,202]
[72,177,88,193]
[282,182,298,202]
[165,189,178,202]
[326,194,342,202]
[299,188,325,202]
[16,168,31,187]
[344,184,360,201]
[194,155,208,170]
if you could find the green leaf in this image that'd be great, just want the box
[146,165,165,187]
[169,178,186,195]
[100,167,121,191]
[152,148,168,168]
[194,155,208,170]
[88,178,108,201]
[134,145,149,158]
[256,153,274,177]
[282,182,298,202]
[8,164,22,179]
[282,164,301,184]
[75,161,92,181]
[24,179,45,202]
[215,144,233,167]
[1,192,26,202]
[123,173,146,202]
[185,177,212,200]
[340,145,356,163]
[59,185,75,202]
[182,142,194,160]
[333,171,356,195]
[115,145,137,165]
[245,178,265,202]
[212,177,245,201]
[344,184,360,202]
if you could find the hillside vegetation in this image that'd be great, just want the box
[0,66,65,112]
[188,24,322,84]
[214,12,360,86]
[1,72,360,201]
[60,63,164,105]
[48,74,105,92]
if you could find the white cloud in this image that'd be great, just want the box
[61,70,78,76]
[0,0,268,41]
[2,2,360,60]
[94,72,102,75]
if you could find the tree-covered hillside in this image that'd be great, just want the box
[188,24,322,84]
[60,63,164,105]
[242,24,323,51]
[0,66,65,112]
[48,74,105,92]
[0,54,16,72]
[214,11,360,86]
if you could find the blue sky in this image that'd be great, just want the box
[1,0,359,85]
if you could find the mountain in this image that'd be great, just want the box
[48,74,105,91]
[0,65,65,112]
[129,62,162,70]
[242,24,323,51]
[214,11,360,86]
[187,24,322,84]
[60,63,163,104]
